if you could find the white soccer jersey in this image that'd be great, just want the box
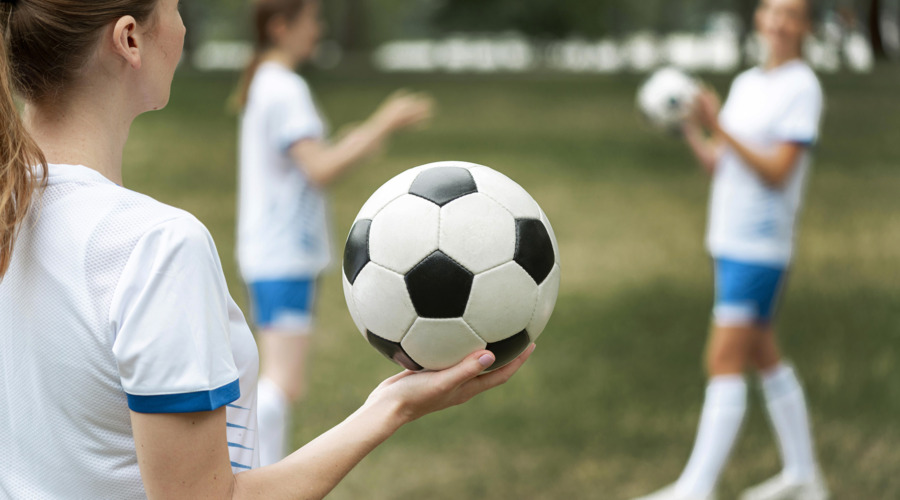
[238,61,331,281]
[706,60,823,266]
[0,164,260,499]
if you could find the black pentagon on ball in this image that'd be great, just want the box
[408,167,478,206]
[366,331,423,371]
[343,219,371,285]
[514,218,556,285]
[405,251,473,319]
[486,330,531,370]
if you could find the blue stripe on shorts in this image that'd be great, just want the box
[713,258,787,326]
[247,278,316,331]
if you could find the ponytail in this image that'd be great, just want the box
[232,53,264,112]
[0,10,48,280]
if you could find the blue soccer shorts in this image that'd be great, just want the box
[712,258,788,327]
[247,278,316,334]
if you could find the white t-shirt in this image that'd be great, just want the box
[706,60,824,266]
[238,62,331,281]
[0,164,260,499]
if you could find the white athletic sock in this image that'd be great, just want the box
[675,375,748,497]
[256,377,290,467]
[761,363,818,482]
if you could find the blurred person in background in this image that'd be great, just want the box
[634,0,827,499]
[234,0,433,466]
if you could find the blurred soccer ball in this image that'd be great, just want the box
[342,161,561,371]
[636,67,699,133]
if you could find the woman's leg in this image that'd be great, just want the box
[669,324,760,498]
[260,332,311,403]
[742,327,826,499]
[257,332,311,467]
[248,278,317,466]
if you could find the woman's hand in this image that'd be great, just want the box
[365,345,536,426]
[693,87,722,132]
[371,89,434,133]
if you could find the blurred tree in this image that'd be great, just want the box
[325,0,369,50]
[868,0,887,57]
[428,0,761,38]
[430,0,636,38]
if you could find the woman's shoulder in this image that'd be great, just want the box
[251,62,312,99]
[787,62,822,92]
[85,184,215,257]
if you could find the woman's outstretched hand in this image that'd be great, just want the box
[365,344,536,426]
[371,89,434,133]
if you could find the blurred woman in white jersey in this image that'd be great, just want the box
[234,0,434,466]
[0,0,528,497]
[635,1,827,499]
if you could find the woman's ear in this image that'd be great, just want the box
[111,16,142,70]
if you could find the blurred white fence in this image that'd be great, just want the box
[373,32,875,74]
[192,26,877,74]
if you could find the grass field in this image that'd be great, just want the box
[124,64,900,499]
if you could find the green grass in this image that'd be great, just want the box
[124,65,900,499]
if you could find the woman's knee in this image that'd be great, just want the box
[705,324,759,376]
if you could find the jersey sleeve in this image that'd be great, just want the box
[269,77,325,151]
[109,215,240,414]
[771,79,824,146]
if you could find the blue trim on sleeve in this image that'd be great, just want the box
[231,461,252,470]
[228,441,254,450]
[126,379,241,414]
[786,138,815,147]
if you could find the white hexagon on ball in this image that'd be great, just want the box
[351,264,417,342]
[469,166,542,219]
[369,194,440,274]
[342,273,367,337]
[401,318,486,371]
[464,261,538,342]
[354,165,428,221]
[526,263,560,340]
[440,193,516,274]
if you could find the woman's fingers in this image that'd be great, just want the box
[433,350,497,390]
[458,344,536,401]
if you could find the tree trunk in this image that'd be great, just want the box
[869,0,887,58]
[341,0,368,51]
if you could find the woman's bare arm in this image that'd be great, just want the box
[289,91,432,187]
[133,346,533,500]
[693,88,805,187]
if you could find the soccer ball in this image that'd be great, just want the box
[636,66,699,133]
[342,161,561,371]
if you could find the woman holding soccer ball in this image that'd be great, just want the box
[234,0,434,466]
[0,0,530,497]
[635,1,827,499]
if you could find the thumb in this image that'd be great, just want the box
[440,350,495,386]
